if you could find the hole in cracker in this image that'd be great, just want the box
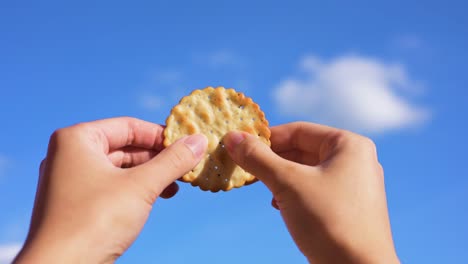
[240,117,243,121]
[224,178,228,182]
[221,144,225,148]
[217,173,221,177]
[205,177,209,181]
[239,105,245,109]
[252,118,256,121]
[214,165,219,170]
[225,120,229,124]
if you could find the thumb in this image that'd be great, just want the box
[130,134,208,199]
[224,131,297,194]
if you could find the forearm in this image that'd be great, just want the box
[14,231,116,264]
[303,241,400,264]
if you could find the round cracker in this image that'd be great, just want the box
[163,86,271,192]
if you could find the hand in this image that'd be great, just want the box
[224,122,400,264]
[14,117,208,264]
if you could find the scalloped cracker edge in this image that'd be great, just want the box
[163,86,271,192]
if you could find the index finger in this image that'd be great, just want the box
[87,117,165,153]
[271,122,340,154]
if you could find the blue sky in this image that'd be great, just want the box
[1,0,467,263]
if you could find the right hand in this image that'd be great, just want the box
[224,122,400,264]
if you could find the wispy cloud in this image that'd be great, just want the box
[136,69,184,111]
[273,54,430,134]
[0,243,22,264]
[139,94,165,110]
[194,50,246,69]
[393,34,424,50]
[138,50,251,111]
[150,70,182,85]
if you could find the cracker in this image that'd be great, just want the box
[163,86,271,192]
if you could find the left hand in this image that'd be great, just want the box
[14,117,208,264]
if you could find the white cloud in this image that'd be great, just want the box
[0,243,22,264]
[273,55,429,133]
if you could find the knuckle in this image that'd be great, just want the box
[49,128,66,142]
[48,127,70,147]
[278,161,299,179]
[328,129,353,146]
[377,163,384,175]
[335,131,377,153]
[376,162,385,179]
[357,136,378,157]
[319,130,349,158]
[48,123,91,149]
[167,147,190,171]
[366,161,386,185]
[118,116,136,122]
[291,122,309,149]
[292,121,310,129]
[237,137,261,165]
[361,136,377,150]
[39,158,47,174]
[39,158,46,168]
[320,130,380,162]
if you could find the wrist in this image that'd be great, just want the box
[306,254,400,264]
[303,243,400,264]
[14,228,116,264]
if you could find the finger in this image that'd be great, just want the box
[39,158,47,176]
[224,131,304,194]
[320,131,380,168]
[160,182,179,199]
[30,158,48,237]
[107,147,159,168]
[271,197,279,210]
[277,150,320,166]
[271,122,340,154]
[80,117,165,153]
[130,134,208,201]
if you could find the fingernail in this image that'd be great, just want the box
[184,134,208,158]
[224,131,246,152]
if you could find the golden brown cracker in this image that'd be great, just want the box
[164,86,271,192]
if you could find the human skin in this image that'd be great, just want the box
[224,122,400,264]
[14,117,208,264]
[15,118,399,264]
